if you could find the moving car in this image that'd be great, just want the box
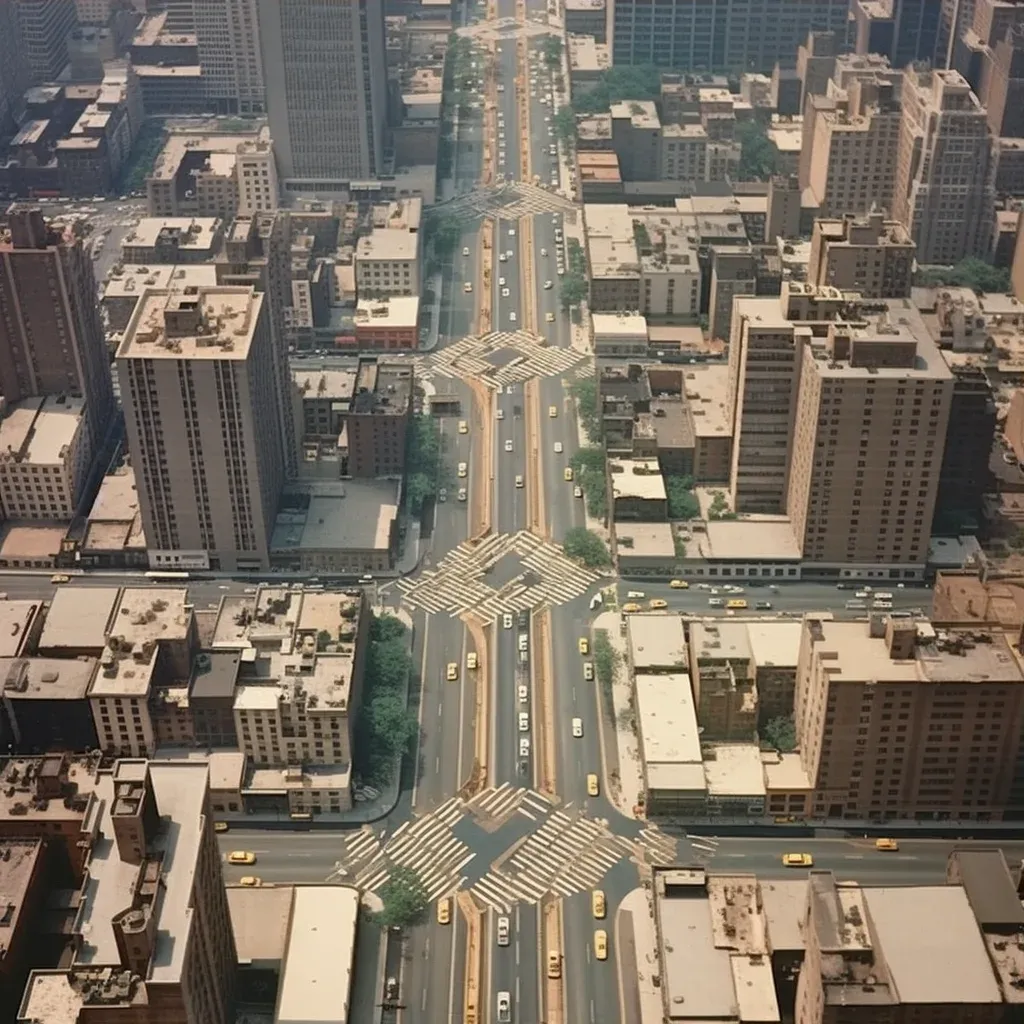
[540,248,547,256]
[594,929,608,960]
[462,247,470,256]
[554,441,563,453]
[571,717,583,738]
[875,838,899,851]
[496,409,505,420]
[51,574,70,584]
[545,312,555,323]
[214,821,229,833]
[515,475,524,488]
[583,662,594,681]
[544,280,553,289]
[497,916,510,946]
[467,652,478,670]
[782,853,814,868]
[458,420,468,434]
[458,462,468,478]
[669,579,688,589]
[228,851,256,865]
[574,485,583,498]
[622,603,641,613]
[592,890,606,918]
[547,951,562,979]
[464,282,473,293]
[505,440,513,452]
[438,488,447,503]
[239,876,261,887]
[518,684,528,703]
[563,467,573,481]
[755,601,773,610]
[578,637,589,655]
[649,599,667,610]
[518,711,530,732]
[437,897,452,925]
[446,662,458,681]
[519,737,531,757]
[726,599,748,610]
[709,598,724,608]
[549,405,558,417]
[509,312,517,323]
[458,488,467,502]
[586,773,599,797]
[627,591,645,598]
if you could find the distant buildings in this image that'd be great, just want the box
[16,0,79,85]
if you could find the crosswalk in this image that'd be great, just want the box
[416,329,584,390]
[466,781,555,824]
[433,181,576,222]
[396,530,602,618]
[470,811,678,912]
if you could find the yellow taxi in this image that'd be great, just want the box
[726,599,748,610]
[239,876,261,887]
[591,889,606,919]
[622,603,641,613]
[446,662,458,682]
[563,467,573,481]
[874,838,899,852]
[467,652,478,670]
[228,851,256,866]
[437,897,452,925]
[781,853,814,868]
[594,930,608,960]
[669,579,689,589]
[578,637,589,655]
[214,821,229,833]
[649,599,667,610]
[549,405,558,418]
[50,574,70,584]
[586,773,600,797]
[583,662,594,681]
[458,420,469,434]
[457,462,468,478]
[547,951,562,979]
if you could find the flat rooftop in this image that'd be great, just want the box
[354,295,420,329]
[615,523,675,559]
[0,600,42,657]
[691,621,752,664]
[103,263,217,301]
[228,883,295,964]
[189,649,241,700]
[123,217,221,252]
[684,363,732,438]
[627,613,687,671]
[276,886,360,1024]
[609,459,667,501]
[0,838,43,961]
[119,286,263,361]
[148,129,271,182]
[294,367,357,403]
[700,519,802,561]
[584,204,640,280]
[703,743,766,797]
[110,587,192,647]
[864,886,1002,1005]
[0,656,97,700]
[38,587,121,652]
[272,481,399,553]
[746,621,802,669]
[635,673,703,791]
[593,312,647,338]
[0,395,85,466]
[357,229,418,262]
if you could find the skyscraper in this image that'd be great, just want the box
[0,4,29,131]
[117,285,285,571]
[15,0,79,84]
[257,0,387,189]
[893,68,995,265]
[0,207,114,448]
[192,0,265,114]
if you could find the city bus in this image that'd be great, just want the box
[144,571,191,581]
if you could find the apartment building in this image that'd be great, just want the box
[355,197,422,298]
[88,588,196,757]
[0,4,29,132]
[0,395,92,521]
[851,0,943,68]
[807,213,915,297]
[258,0,387,191]
[0,208,113,450]
[146,129,278,219]
[117,286,286,572]
[952,0,1024,119]
[16,0,78,84]
[893,69,995,265]
[19,759,238,1024]
[804,74,903,217]
[795,616,1024,821]
[786,301,953,569]
[347,361,413,478]
[607,0,851,74]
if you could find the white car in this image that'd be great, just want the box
[509,312,517,323]
[501,287,510,297]
[544,280,553,289]
[557,267,565,276]
[499,253,508,262]
[504,612,514,629]
[574,485,583,498]
[497,916,510,946]
[506,250,514,258]
[496,408,505,420]
[505,439,513,452]
[540,248,547,256]
[499,277,506,286]
[509,227,516,236]
[518,712,530,732]
[572,718,583,738]
[518,684,528,703]
[554,441,563,453]
[463,247,470,256]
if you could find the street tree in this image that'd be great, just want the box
[369,639,411,690]
[665,475,700,520]
[377,867,430,928]
[371,613,407,643]
[552,106,576,148]
[563,527,611,567]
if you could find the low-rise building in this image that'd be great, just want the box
[120,217,224,264]
[1,656,98,754]
[354,197,422,299]
[353,295,420,350]
[592,312,648,358]
[74,466,148,569]
[37,587,121,658]
[610,458,668,521]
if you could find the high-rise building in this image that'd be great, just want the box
[893,69,995,265]
[606,0,851,75]
[785,299,952,569]
[804,73,904,217]
[192,0,264,113]
[258,0,387,190]
[0,208,114,449]
[807,213,915,297]
[941,0,977,67]
[0,4,29,131]
[795,616,1024,821]
[15,0,79,84]
[984,22,1024,138]
[851,0,943,68]
[117,285,286,571]
[18,759,238,1024]
[951,0,1024,92]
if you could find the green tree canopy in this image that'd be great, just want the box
[367,639,411,690]
[563,527,611,567]
[553,106,576,147]
[762,716,797,753]
[371,614,407,643]
[665,475,700,520]
[573,64,663,113]
[916,257,1010,294]
[570,377,601,443]
[377,867,430,928]
[737,119,778,180]
[559,274,587,310]
[542,35,563,67]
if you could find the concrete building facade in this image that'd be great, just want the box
[807,213,915,297]
[117,286,286,572]
[258,0,387,191]
[16,0,78,84]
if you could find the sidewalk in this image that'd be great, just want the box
[617,887,664,1024]
[593,609,643,819]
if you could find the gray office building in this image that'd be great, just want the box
[258,0,387,192]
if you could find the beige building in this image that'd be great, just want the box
[893,68,995,265]
[0,396,92,521]
[19,759,238,1024]
[117,286,286,572]
[807,213,914,297]
[689,621,757,741]
[795,616,1024,821]
[354,197,422,298]
[786,300,952,569]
